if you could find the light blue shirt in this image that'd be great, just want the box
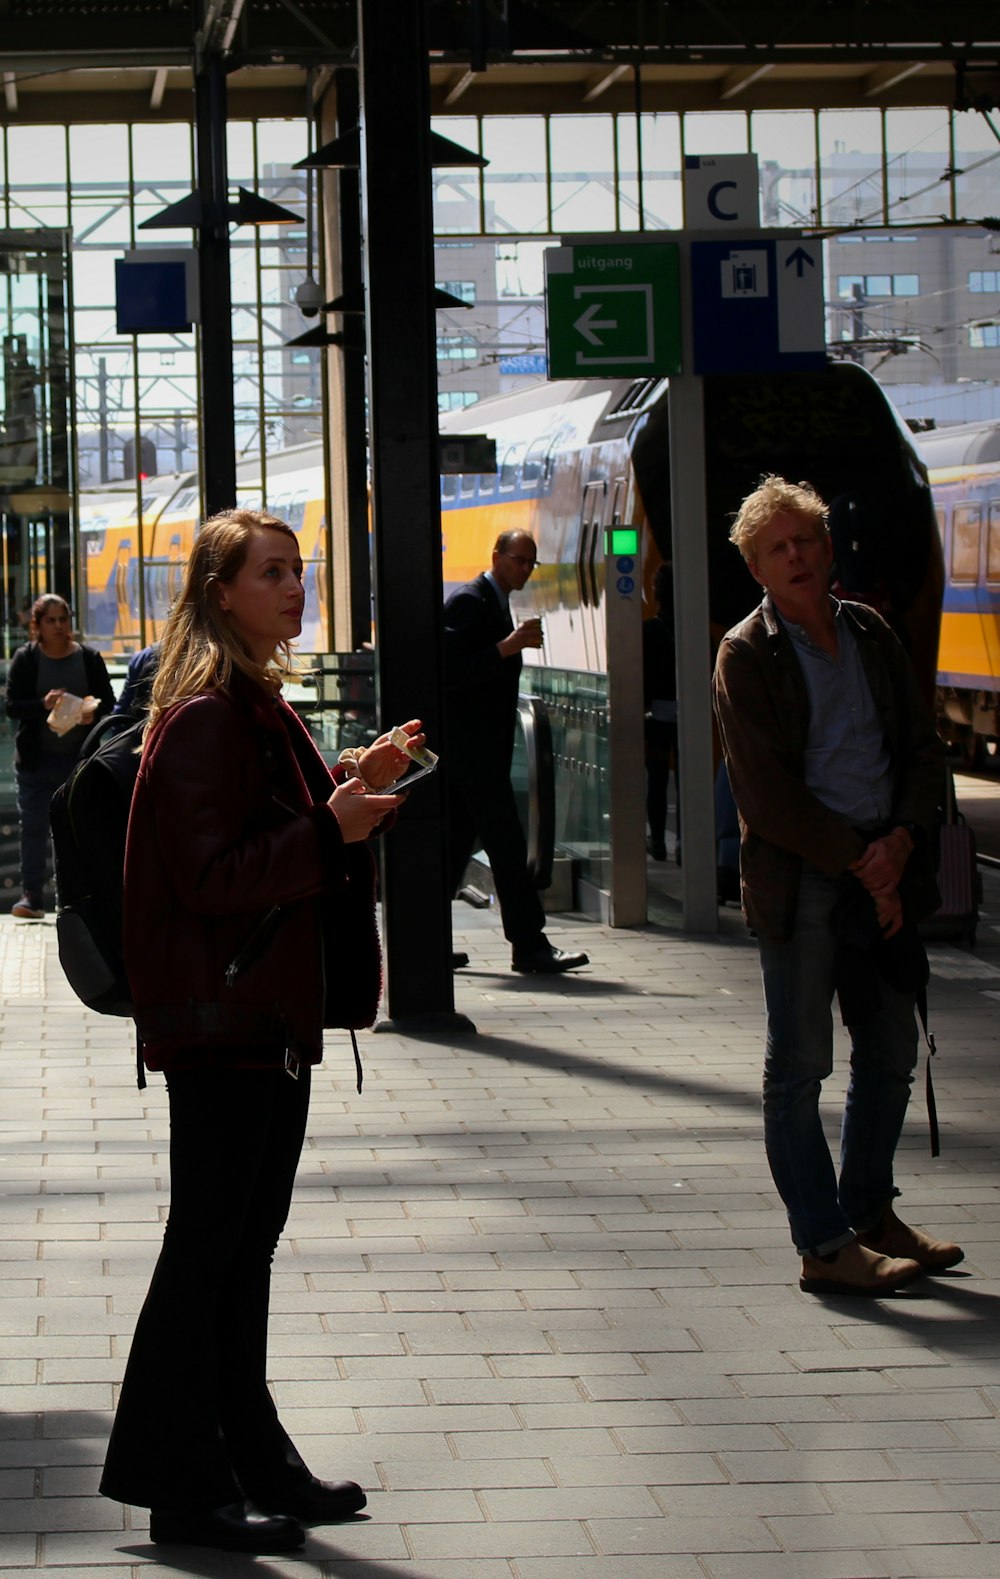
[484,569,509,616]
[779,601,894,828]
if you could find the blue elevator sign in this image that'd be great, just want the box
[690,237,826,374]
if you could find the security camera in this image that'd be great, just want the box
[294,277,325,318]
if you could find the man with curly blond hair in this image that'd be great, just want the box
[713,474,961,1297]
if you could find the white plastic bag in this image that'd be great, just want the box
[47,693,88,736]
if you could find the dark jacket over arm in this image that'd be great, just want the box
[124,682,381,1072]
[712,596,943,940]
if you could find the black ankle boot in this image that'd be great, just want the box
[149,1500,305,1552]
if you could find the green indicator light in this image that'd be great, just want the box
[611,527,639,556]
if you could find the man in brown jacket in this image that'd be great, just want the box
[713,475,962,1296]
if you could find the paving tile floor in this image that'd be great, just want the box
[1,870,1000,1578]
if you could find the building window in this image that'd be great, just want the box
[969,324,1000,348]
[969,270,1000,292]
[438,391,479,411]
[437,280,476,303]
[837,273,920,299]
[436,335,478,361]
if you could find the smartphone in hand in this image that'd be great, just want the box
[386,758,438,791]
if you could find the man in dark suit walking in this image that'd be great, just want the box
[443,528,588,975]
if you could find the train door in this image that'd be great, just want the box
[576,480,606,671]
[979,496,1000,695]
[950,500,990,685]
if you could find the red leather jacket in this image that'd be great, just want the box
[124,677,381,1074]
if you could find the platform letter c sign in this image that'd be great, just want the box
[708,180,738,222]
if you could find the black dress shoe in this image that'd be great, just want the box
[511,943,589,974]
[256,1476,367,1525]
[452,951,469,969]
[149,1500,304,1552]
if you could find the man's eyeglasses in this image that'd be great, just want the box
[503,553,537,570]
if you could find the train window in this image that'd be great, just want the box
[604,379,664,419]
[286,490,308,531]
[988,503,1000,584]
[950,504,981,583]
[477,471,496,499]
[499,443,525,491]
[521,438,548,488]
[441,472,458,502]
[460,472,477,499]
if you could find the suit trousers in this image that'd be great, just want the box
[100,1064,313,1510]
[449,772,546,951]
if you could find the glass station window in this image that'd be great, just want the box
[482,116,548,233]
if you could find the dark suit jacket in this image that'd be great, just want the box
[442,572,520,781]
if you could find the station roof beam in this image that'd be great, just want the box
[582,64,630,103]
[719,64,774,101]
[864,62,928,98]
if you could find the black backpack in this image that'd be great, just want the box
[49,713,144,1017]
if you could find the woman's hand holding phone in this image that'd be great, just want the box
[359,718,426,787]
[329,779,404,842]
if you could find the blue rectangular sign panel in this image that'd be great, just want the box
[691,239,826,374]
[115,259,191,334]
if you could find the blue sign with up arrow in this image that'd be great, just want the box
[690,236,826,374]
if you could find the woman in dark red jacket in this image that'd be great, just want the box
[100,508,418,1554]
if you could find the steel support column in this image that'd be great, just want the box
[357,0,467,1028]
[194,52,237,515]
[333,67,371,651]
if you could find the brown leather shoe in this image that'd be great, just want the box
[800,1239,922,1296]
[856,1207,964,1272]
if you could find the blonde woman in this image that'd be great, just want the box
[100,509,418,1552]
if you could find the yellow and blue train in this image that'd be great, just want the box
[78,363,973,741]
[917,417,1000,765]
[78,442,330,655]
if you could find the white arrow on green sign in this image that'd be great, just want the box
[545,243,682,380]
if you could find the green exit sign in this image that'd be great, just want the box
[545,243,682,380]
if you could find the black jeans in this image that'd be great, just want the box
[644,720,679,848]
[101,1064,313,1510]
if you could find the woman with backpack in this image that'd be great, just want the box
[99,508,420,1553]
[4,593,115,918]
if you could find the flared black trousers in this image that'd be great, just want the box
[101,1063,313,1511]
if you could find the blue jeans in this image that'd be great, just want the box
[15,754,76,904]
[758,867,918,1256]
